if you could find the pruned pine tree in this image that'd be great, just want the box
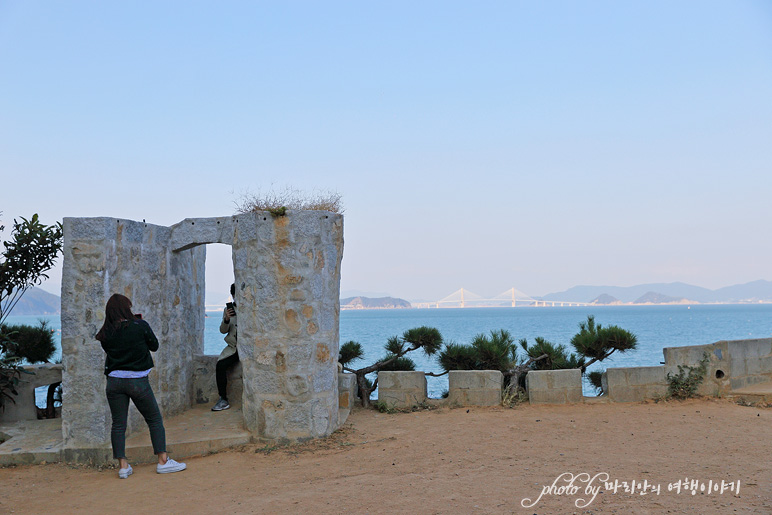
[339,326,443,408]
[437,317,638,400]
[570,315,638,389]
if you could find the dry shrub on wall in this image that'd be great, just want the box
[234,187,344,215]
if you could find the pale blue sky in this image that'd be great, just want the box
[1,1,771,301]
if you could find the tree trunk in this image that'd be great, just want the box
[356,373,375,408]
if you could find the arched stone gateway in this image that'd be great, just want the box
[60,211,343,460]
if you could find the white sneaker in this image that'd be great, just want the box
[118,464,133,479]
[157,458,187,474]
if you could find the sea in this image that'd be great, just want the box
[6,303,771,405]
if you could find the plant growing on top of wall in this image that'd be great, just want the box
[339,326,443,408]
[235,186,343,215]
[666,352,710,400]
[0,213,63,411]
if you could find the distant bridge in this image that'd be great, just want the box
[414,288,590,308]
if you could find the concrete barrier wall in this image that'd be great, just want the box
[526,369,582,404]
[662,341,731,397]
[448,370,502,406]
[601,338,772,402]
[726,338,772,390]
[0,364,62,423]
[378,371,426,408]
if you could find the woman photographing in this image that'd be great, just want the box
[96,293,186,478]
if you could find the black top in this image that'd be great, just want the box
[100,319,159,375]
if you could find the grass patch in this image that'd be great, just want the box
[235,187,343,215]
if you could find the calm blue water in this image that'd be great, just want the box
[7,304,771,404]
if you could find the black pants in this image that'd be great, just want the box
[216,351,240,400]
[105,375,166,459]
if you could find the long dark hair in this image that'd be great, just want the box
[95,294,135,342]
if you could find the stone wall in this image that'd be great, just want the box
[191,354,243,406]
[0,364,62,423]
[337,372,356,425]
[59,211,343,456]
[61,218,205,451]
[232,212,343,441]
[337,372,357,412]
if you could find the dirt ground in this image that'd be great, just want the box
[1,397,770,514]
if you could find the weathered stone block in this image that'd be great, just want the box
[526,369,582,404]
[378,371,427,407]
[449,370,503,390]
[447,370,502,406]
[338,373,357,410]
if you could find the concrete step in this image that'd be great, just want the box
[0,418,63,466]
[0,403,250,466]
[728,381,772,404]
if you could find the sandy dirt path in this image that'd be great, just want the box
[1,398,770,514]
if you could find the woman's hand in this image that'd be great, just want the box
[224,308,236,322]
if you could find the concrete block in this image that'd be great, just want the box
[448,370,503,390]
[378,371,426,408]
[604,366,668,402]
[447,370,503,406]
[526,370,582,404]
[606,366,665,387]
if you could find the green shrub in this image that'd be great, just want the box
[667,353,709,399]
[1,320,56,364]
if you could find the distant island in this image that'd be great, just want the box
[590,291,694,305]
[340,296,412,310]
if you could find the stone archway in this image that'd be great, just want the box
[60,211,343,459]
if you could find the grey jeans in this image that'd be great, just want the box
[105,375,166,459]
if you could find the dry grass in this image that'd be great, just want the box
[234,187,344,215]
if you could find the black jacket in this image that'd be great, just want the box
[100,319,159,375]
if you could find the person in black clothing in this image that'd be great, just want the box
[96,293,186,478]
[212,283,238,411]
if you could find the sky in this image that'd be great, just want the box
[1,1,771,302]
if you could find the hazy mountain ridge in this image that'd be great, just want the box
[544,280,772,304]
[3,288,61,315]
[632,291,692,305]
